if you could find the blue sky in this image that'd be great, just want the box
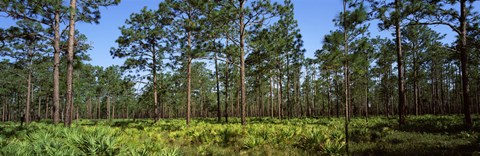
[0,0,474,68]
[84,0,345,67]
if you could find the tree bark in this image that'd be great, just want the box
[296,72,300,117]
[395,0,406,125]
[45,97,49,119]
[112,105,115,119]
[277,75,283,119]
[365,65,369,121]
[25,48,32,124]
[239,0,247,125]
[414,46,419,116]
[152,45,159,121]
[286,53,291,118]
[37,96,41,121]
[107,96,110,119]
[270,77,274,117]
[53,11,61,124]
[313,71,318,117]
[186,31,192,125]
[343,0,349,153]
[65,0,76,127]
[225,54,230,122]
[215,51,221,122]
[87,97,91,119]
[459,0,472,127]
[327,73,331,117]
[2,97,5,122]
[97,97,100,119]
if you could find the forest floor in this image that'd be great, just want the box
[0,115,479,155]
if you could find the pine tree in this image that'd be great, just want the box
[111,6,171,121]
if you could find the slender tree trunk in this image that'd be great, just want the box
[414,49,419,116]
[236,84,240,117]
[107,96,110,120]
[306,77,311,117]
[45,97,49,119]
[365,66,369,121]
[215,51,221,122]
[37,96,41,121]
[97,97,100,119]
[343,0,349,153]
[327,73,331,117]
[2,97,5,122]
[259,77,264,117]
[395,0,406,125]
[87,97,91,119]
[313,72,317,117]
[225,54,230,122]
[53,11,61,124]
[153,48,159,121]
[270,77,274,118]
[459,0,472,127]
[239,0,247,125]
[65,0,76,127]
[278,75,283,119]
[286,55,291,118]
[112,105,115,119]
[186,31,192,125]
[25,49,32,124]
[336,79,340,118]
[296,72,301,117]
[439,69,447,115]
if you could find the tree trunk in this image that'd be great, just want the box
[25,49,32,124]
[296,72,301,117]
[153,47,159,121]
[37,96,41,121]
[239,0,247,125]
[270,77,274,117]
[395,0,406,125]
[107,96,110,119]
[327,73,331,117]
[186,31,192,125]
[306,77,311,117]
[45,97,49,119]
[2,97,5,122]
[313,71,318,117]
[112,105,115,119]
[336,79,340,118]
[258,76,263,117]
[414,48,419,116]
[365,66,369,121]
[215,51,221,122]
[277,75,283,119]
[87,97,91,119]
[343,0,349,153]
[53,11,61,124]
[97,97,101,119]
[65,0,76,127]
[286,54,291,118]
[459,0,472,127]
[225,54,230,122]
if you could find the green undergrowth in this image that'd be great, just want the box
[0,115,479,155]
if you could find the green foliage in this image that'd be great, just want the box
[1,116,479,155]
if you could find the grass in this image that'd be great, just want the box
[0,115,479,155]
